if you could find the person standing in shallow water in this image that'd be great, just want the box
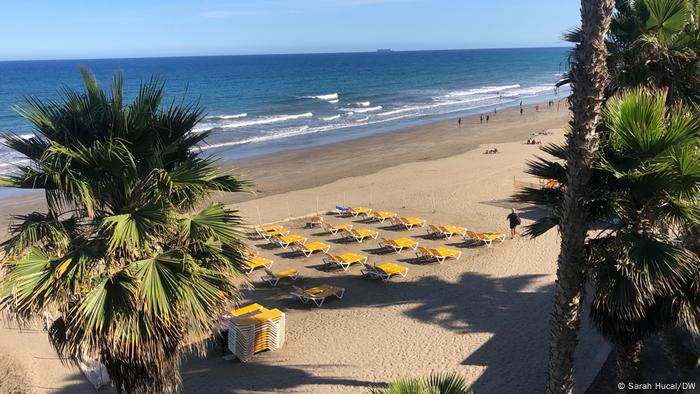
[506,208,521,239]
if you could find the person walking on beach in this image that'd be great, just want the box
[486,114,490,123]
[506,208,521,239]
[493,107,497,114]
[535,105,539,112]
[458,117,462,127]
[520,107,523,115]
[480,114,483,123]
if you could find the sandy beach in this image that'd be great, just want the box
[0,103,610,393]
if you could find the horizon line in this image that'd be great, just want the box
[0,45,572,63]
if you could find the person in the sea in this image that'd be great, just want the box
[506,208,521,239]
[493,107,497,114]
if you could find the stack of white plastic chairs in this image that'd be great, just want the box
[227,303,286,362]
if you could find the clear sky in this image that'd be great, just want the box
[0,0,580,61]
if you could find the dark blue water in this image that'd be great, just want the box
[0,47,570,173]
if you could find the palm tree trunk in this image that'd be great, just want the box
[547,1,615,393]
[658,326,698,378]
[615,339,642,392]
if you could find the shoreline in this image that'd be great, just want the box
[0,101,569,226]
[220,101,570,205]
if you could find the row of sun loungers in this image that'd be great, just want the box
[335,206,427,230]
[248,212,506,313]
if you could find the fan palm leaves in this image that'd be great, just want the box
[561,0,700,106]
[0,68,249,393]
[369,373,470,394]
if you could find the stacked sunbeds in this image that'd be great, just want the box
[226,303,286,362]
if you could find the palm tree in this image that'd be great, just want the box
[516,88,700,385]
[0,68,250,393]
[369,373,469,394]
[546,0,616,392]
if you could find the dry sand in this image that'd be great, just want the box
[0,103,610,393]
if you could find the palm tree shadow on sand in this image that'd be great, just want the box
[172,271,555,393]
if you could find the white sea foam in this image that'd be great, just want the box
[446,84,521,97]
[341,105,382,113]
[502,85,555,97]
[356,117,369,122]
[195,112,313,132]
[201,125,313,149]
[379,95,499,117]
[354,101,371,107]
[328,99,339,104]
[322,115,341,121]
[209,113,247,120]
[307,93,339,101]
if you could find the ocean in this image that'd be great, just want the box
[0,47,570,174]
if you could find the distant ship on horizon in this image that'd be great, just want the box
[376,49,393,53]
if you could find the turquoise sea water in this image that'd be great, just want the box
[0,47,570,173]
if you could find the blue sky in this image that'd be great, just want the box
[0,0,580,60]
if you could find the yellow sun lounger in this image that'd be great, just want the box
[261,268,299,286]
[464,230,506,247]
[378,237,419,253]
[360,262,408,281]
[290,284,345,307]
[323,222,354,235]
[258,228,290,240]
[428,225,467,239]
[322,252,368,271]
[293,241,331,257]
[307,216,324,228]
[272,234,308,248]
[341,228,380,243]
[228,303,265,317]
[393,216,427,230]
[240,257,274,274]
[348,207,372,217]
[416,246,461,264]
[255,225,288,239]
[368,211,398,223]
